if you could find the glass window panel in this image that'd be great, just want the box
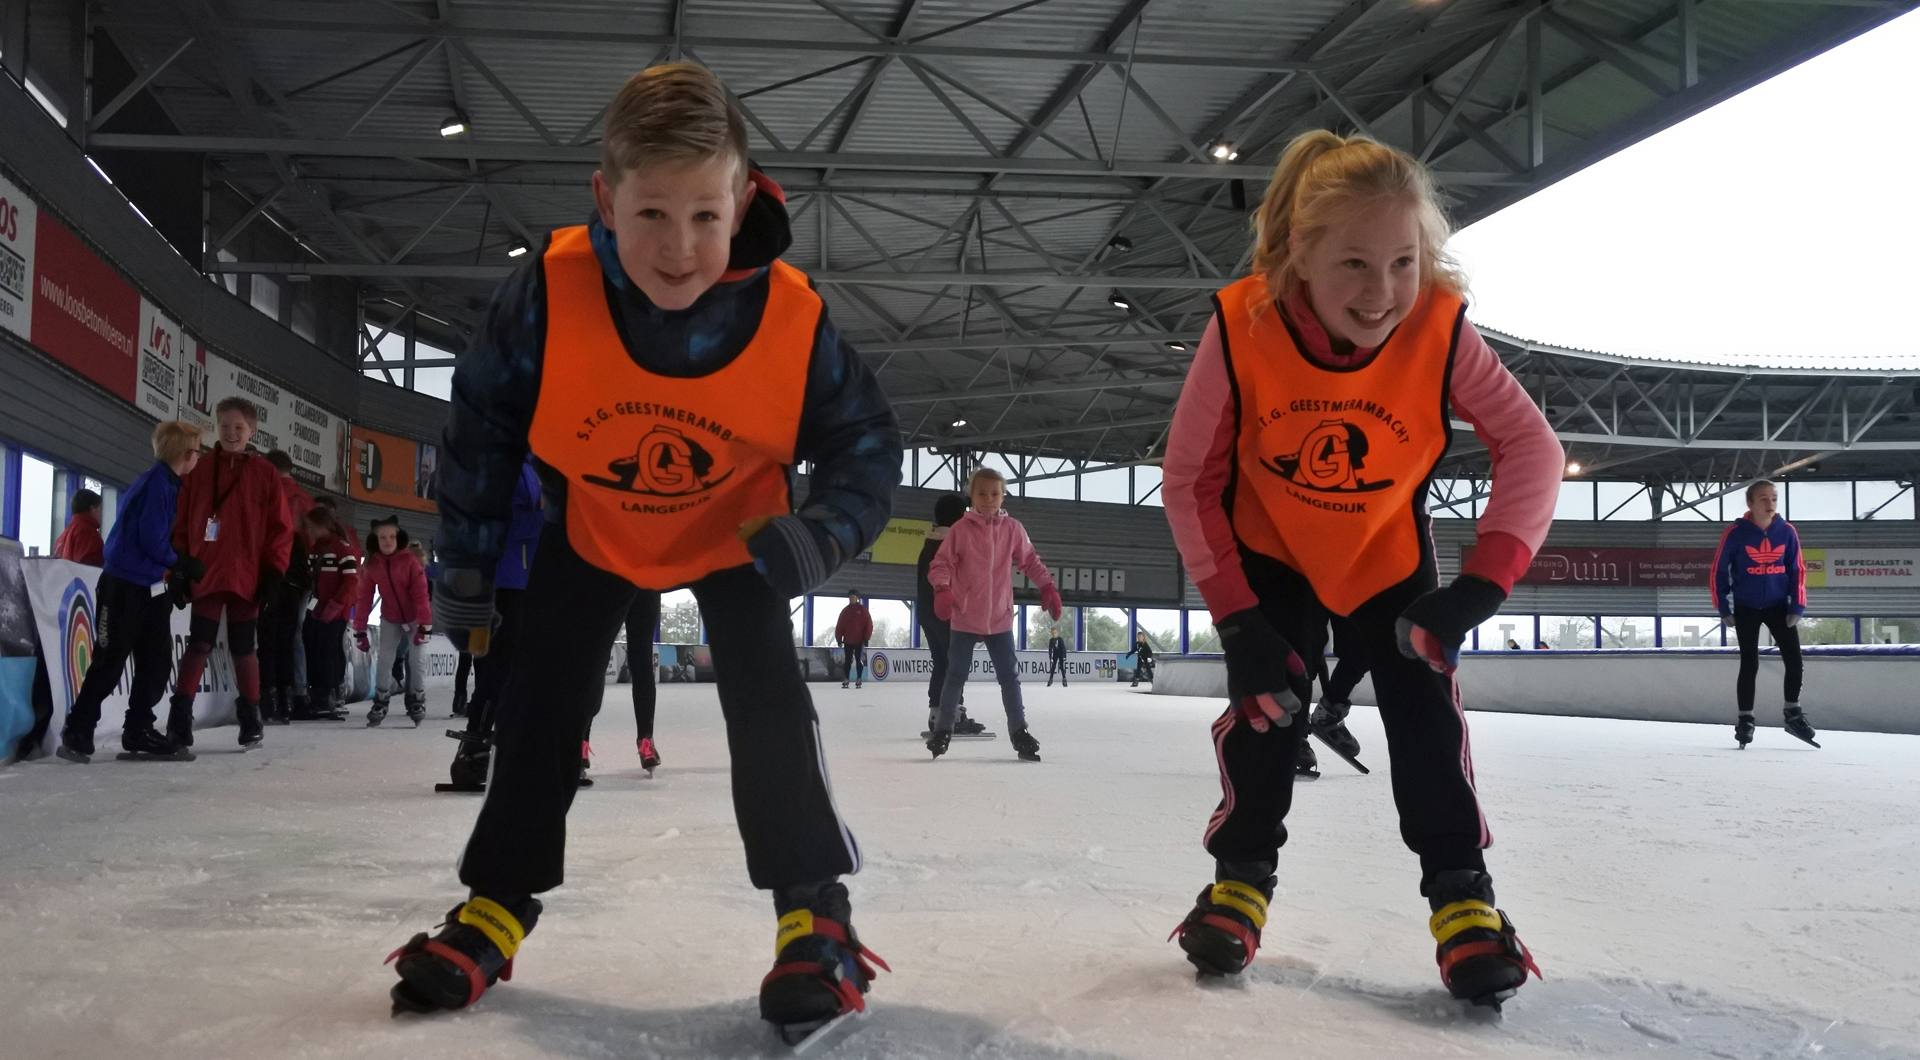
[1597,482,1652,520]
[1134,608,1180,652]
[917,449,957,492]
[1553,480,1595,521]
[1472,615,1534,651]
[1659,616,1725,647]
[1855,480,1913,520]
[1186,613,1221,653]
[1083,607,1129,650]
[1861,618,1920,645]
[1798,617,1854,645]
[1024,471,1076,499]
[1134,465,1163,506]
[1660,487,1720,520]
[1080,467,1129,504]
[864,598,912,647]
[1029,606,1076,649]
[1599,616,1656,649]
[657,589,702,643]
[1428,479,1475,518]
[19,454,55,556]
[1539,615,1595,650]
[1786,480,1850,521]
[249,275,281,321]
[413,366,454,401]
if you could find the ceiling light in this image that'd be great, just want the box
[506,240,529,258]
[439,111,471,138]
[1108,290,1132,310]
[951,419,968,428]
[1565,462,1582,475]
[1209,141,1239,161]
[1106,236,1133,254]
[1165,341,1188,352]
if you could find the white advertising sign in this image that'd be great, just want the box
[193,348,351,492]
[1823,549,1920,586]
[0,170,38,342]
[135,297,183,421]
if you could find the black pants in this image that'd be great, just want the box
[460,524,858,896]
[920,615,952,706]
[303,617,348,703]
[843,641,867,682]
[626,591,660,738]
[1734,604,1802,712]
[257,587,302,692]
[1204,550,1489,885]
[454,651,472,702]
[1047,648,1068,686]
[62,572,175,751]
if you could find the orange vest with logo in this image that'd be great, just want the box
[1216,277,1464,615]
[527,226,817,589]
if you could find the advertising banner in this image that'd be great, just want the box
[350,426,437,513]
[19,557,237,757]
[205,356,348,491]
[865,518,932,565]
[135,298,183,421]
[177,336,216,432]
[31,214,140,401]
[1465,546,1717,588]
[0,170,38,342]
[854,647,1121,684]
[1803,549,1920,588]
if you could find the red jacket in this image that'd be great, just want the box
[54,510,104,565]
[173,448,294,601]
[835,602,872,644]
[279,476,315,531]
[306,528,361,623]
[356,544,432,630]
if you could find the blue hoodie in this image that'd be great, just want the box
[494,458,544,590]
[1712,515,1806,616]
[102,461,181,586]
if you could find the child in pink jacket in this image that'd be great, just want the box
[355,514,434,726]
[926,467,1063,761]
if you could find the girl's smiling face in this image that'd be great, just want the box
[1293,198,1424,349]
[970,477,1005,518]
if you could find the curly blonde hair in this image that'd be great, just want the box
[1249,130,1466,309]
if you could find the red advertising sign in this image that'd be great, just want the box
[30,215,139,401]
[1463,546,1717,587]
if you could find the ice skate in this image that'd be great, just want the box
[55,740,90,764]
[236,697,264,749]
[760,882,887,1049]
[450,691,467,718]
[117,724,192,761]
[1294,738,1320,781]
[366,699,388,728]
[387,897,540,1015]
[1309,697,1370,773]
[436,730,489,793]
[638,736,660,776]
[1735,711,1755,749]
[405,695,427,728]
[578,741,594,787]
[1426,870,1540,1012]
[925,730,950,759]
[1783,705,1820,748]
[1010,727,1041,761]
[1171,875,1273,976]
[841,680,850,689]
[264,688,291,726]
[165,693,195,749]
[955,709,987,736]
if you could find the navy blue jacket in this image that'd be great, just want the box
[1712,515,1806,615]
[102,461,181,586]
[494,458,544,591]
[435,201,900,586]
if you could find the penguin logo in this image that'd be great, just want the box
[583,425,735,498]
[1262,419,1394,493]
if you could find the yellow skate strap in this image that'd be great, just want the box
[776,909,815,958]
[1210,882,1268,929]
[458,897,527,959]
[1429,900,1502,943]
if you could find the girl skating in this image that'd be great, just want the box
[1712,480,1816,748]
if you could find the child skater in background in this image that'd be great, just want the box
[926,467,1062,761]
[1712,480,1816,749]
[1161,131,1563,1010]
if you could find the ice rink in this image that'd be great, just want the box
[3,676,1917,1060]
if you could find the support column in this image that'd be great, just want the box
[1126,608,1137,649]
[1532,615,1541,649]
[1,445,19,540]
[1180,609,1190,654]
[1595,617,1603,650]
[1018,605,1027,650]
[1075,607,1086,651]
[802,595,814,646]
[910,601,920,647]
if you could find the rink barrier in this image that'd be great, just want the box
[1154,647,1920,736]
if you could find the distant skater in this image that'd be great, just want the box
[915,494,982,733]
[1045,628,1069,686]
[836,590,871,688]
[1129,631,1156,687]
[1713,480,1816,749]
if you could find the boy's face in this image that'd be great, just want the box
[217,411,256,453]
[592,154,753,310]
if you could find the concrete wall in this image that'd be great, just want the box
[1155,648,1920,735]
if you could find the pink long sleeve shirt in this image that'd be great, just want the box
[926,508,1058,635]
[1163,295,1563,621]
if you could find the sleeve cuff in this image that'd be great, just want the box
[1197,571,1261,625]
[1460,531,1533,594]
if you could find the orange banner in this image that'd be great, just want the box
[348,426,437,514]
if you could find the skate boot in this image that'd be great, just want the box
[841,679,851,689]
[1310,697,1361,757]
[236,697,265,749]
[955,709,986,736]
[1783,704,1820,748]
[638,736,660,775]
[405,695,427,728]
[367,697,389,727]
[760,881,888,1046]
[1425,870,1540,1011]
[55,735,91,764]
[450,691,467,718]
[926,730,951,759]
[1294,738,1320,780]
[121,724,191,760]
[1010,727,1041,761]
[267,687,292,725]
[387,896,541,1015]
[320,691,350,721]
[578,741,594,788]
[166,693,196,749]
[1171,870,1274,976]
[1735,711,1755,749]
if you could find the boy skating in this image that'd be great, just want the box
[836,591,871,688]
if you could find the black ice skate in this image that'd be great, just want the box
[1309,697,1370,773]
[116,724,193,761]
[1170,876,1273,976]
[436,729,489,793]
[367,699,389,727]
[925,730,951,759]
[1426,870,1540,1011]
[55,740,91,764]
[1294,738,1320,781]
[1783,705,1820,748]
[387,897,540,1015]
[955,709,988,736]
[165,693,195,749]
[1735,711,1755,749]
[1009,727,1041,761]
[236,697,264,749]
[405,695,427,728]
[760,882,888,1049]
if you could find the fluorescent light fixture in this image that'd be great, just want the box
[1106,236,1133,254]
[1209,141,1240,161]
[951,419,968,428]
[506,241,529,258]
[1165,341,1188,352]
[440,112,470,137]
[1565,462,1582,475]
[1108,290,1131,310]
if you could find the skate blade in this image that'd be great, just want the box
[115,751,196,762]
[1294,770,1320,781]
[1310,731,1370,774]
[1791,733,1822,748]
[920,731,996,740]
[643,767,656,778]
[240,739,263,750]
[55,747,90,764]
[1464,988,1516,1016]
[1017,751,1041,762]
[777,1008,867,1053]
[433,782,486,793]
[577,776,595,787]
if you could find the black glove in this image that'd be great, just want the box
[1216,607,1313,729]
[434,567,499,657]
[165,572,192,610]
[170,554,207,583]
[1395,575,1507,675]
[256,565,284,604]
[742,513,840,599]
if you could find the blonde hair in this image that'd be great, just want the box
[968,467,1006,492]
[152,420,204,463]
[1249,130,1466,307]
[601,63,748,185]
[214,396,259,424]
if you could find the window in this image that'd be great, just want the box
[250,275,281,322]
[1540,615,1594,650]
[1786,480,1850,521]
[1658,616,1724,647]
[18,454,55,556]
[1597,482,1652,520]
[1861,618,1920,645]
[1080,467,1129,504]
[657,590,701,643]
[1798,617,1854,645]
[915,449,957,492]
[1134,608,1180,652]
[1472,615,1533,651]
[1599,616,1656,649]
[1429,479,1479,518]
[413,367,454,401]
[1186,612,1221,653]
[1133,465,1163,506]
[1553,480,1595,521]
[865,598,912,648]
[1029,606,1076,650]
[1855,480,1913,520]
[1083,607,1129,650]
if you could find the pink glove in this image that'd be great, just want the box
[1040,584,1063,620]
[354,630,370,653]
[413,627,431,646]
[933,586,955,622]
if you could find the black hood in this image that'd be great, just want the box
[727,166,793,272]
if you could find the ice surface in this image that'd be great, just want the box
[3,678,1917,1059]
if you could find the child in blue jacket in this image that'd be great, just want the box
[1712,480,1816,748]
[58,422,207,762]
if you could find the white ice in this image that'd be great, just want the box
[2,678,1917,1060]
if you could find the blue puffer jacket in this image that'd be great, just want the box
[102,461,180,586]
[494,458,544,591]
[434,173,901,589]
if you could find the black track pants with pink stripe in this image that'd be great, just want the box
[1204,549,1490,887]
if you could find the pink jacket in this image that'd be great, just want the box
[355,546,432,630]
[927,509,1057,635]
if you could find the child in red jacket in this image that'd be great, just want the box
[355,514,432,726]
[166,397,294,750]
[300,507,359,719]
[835,591,872,688]
[53,489,105,565]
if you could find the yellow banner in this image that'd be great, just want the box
[1803,548,1827,588]
[868,518,932,565]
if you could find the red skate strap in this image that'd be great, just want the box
[423,939,488,1008]
[1199,913,1258,967]
[1436,938,1542,988]
[761,915,888,1016]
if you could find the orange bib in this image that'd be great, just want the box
[1216,277,1464,615]
[527,226,817,589]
